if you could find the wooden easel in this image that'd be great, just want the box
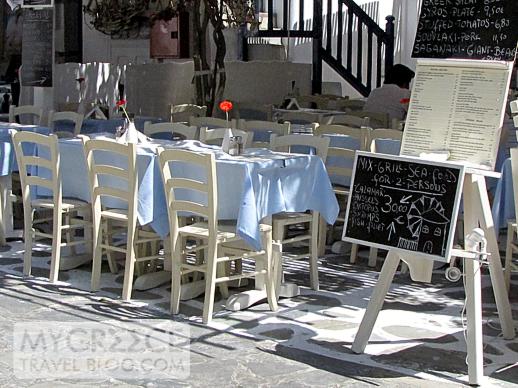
[351,169,515,386]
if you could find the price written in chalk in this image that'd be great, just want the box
[344,153,465,261]
[412,0,518,61]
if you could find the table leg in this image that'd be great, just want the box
[0,175,14,244]
[465,256,484,386]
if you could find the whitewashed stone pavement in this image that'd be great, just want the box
[0,239,516,387]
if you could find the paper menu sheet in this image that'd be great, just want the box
[400,59,513,170]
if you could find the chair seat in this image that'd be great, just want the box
[273,212,312,224]
[179,221,271,242]
[32,197,89,211]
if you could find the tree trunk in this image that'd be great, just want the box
[210,26,226,115]
[192,0,210,108]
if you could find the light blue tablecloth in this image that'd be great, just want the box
[36,138,339,250]
[54,117,162,135]
[0,123,50,175]
[492,158,513,236]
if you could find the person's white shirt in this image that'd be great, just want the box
[363,84,411,121]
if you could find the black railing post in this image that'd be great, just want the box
[384,15,395,78]
[312,0,323,94]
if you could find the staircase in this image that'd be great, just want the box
[245,0,395,97]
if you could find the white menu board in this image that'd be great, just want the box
[401,59,513,170]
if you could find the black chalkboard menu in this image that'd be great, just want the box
[343,152,465,262]
[21,8,53,87]
[412,0,518,61]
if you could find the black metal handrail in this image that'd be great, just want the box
[246,0,395,97]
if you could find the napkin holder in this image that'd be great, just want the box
[221,128,233,153]
[116,120,149,144]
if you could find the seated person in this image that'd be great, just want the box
[363,64,415,122]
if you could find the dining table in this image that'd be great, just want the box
[35,134,340,309]
[53,116,162,135]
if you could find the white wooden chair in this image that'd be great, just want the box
[505,148,518,291]
[9,105,44,125]
[238,120,290,148]
[314,124,367,259]
[189,116,237,129]
[368,128,403,152]
[199,127,252,148]
[144,121,198,140]
[326,114,369,128]
[157,147,277,323]
[48,111,84,137]
[170,104,207,123]
[81,136,162,301]
[269,134,330,291]
[11,130,91,282]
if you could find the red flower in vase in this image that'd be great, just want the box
[116,99,127,107]
[219,100,233,112]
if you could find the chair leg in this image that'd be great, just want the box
[23,208,34,276]
[309,212,320,291]
[217,246,229,299]
[272,223,285,299]
[202,244,218,324]
[350,243,358,264]
[81,209,93,256]
[505,227,513,292]
[170,234,182,314]
[103,220,118,274]
[317,215,327,257]
[0,184,6,246]
[64,212,77,256]
[91,215,104,291]
[121,224,137,301]
[49,208,63,283]
[264,230,278,312]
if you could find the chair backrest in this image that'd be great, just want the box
[369,128,403,153]
[239,120,290,148]
[199,127,252,148]
[277,111,323,126]
[157,148,217,238]
[143,121,198,140]
[189,116,237,129]
[314,125,366,185]
[170,104,207,123]
[11,130,61,208]
[48,111,84,136]
[81,137,137,219]
[326,114,369,128]
[9,105,44,125]
[315,124,368,149]
[270,134,330,162]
